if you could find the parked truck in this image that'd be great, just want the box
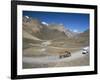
[82,47,89,54]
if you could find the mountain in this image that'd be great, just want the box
[73,29,89,46]
[64,29,78,38]
[79,29,89,38]
[23,16,44,49]
[22,16,89,49]
[23,16,43,33]
[23,16,76,40]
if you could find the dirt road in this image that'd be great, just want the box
[23,50,89,64]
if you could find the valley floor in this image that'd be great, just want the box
[23,49,89,68]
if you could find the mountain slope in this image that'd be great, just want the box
[73,29,89,46]
[23,30,42,41]
[22,16,89,48]
[23,16,73,40]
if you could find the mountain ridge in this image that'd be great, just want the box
[23,16,79,40]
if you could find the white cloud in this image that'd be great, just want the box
[25,16,29,19]
[41,21,48,26]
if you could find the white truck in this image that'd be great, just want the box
[82,47,89,54]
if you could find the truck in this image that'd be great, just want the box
[59,51,71,59]
[82,47,89,54]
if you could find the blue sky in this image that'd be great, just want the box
[23,11,89,32]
